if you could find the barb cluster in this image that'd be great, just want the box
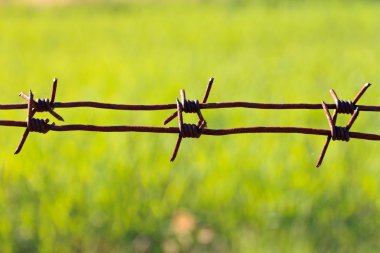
[0,77,379,167]
[163,78,213,161]
[14,79,62,154]
[316,84,371,167]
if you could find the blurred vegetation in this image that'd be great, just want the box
[1,1,380,252]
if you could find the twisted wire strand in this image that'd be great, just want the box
[333,126,350,141]
[182,99,200,113]
[180,123,203,138]
[27,118,51,134]
[335,99,355,114]
[34,98,53,112]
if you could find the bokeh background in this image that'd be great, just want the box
[1,0,380,252]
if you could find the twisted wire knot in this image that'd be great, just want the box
[182,99,200,113]
[27,118,51,134]
[35,98,53,112]
[335,99,355,114]
[332,126,350,141]
[180,123,203,138]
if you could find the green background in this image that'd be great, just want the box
[1,1,380,252]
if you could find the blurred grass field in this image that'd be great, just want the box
[1,1,380,252]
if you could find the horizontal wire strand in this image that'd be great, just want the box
[1,119,380,140]
[2,102,380,111]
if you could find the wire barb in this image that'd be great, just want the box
[14,90,54,154]
[18,78,64,121]
[170,91,207,161]
[316,84,369,167]
[164,77,214,125]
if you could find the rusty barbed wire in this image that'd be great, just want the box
[0,77,379,167]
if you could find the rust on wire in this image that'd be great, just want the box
[0,77,379,167]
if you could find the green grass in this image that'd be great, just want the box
[1,2,380,252]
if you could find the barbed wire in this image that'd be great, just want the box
[0,77,379,167]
